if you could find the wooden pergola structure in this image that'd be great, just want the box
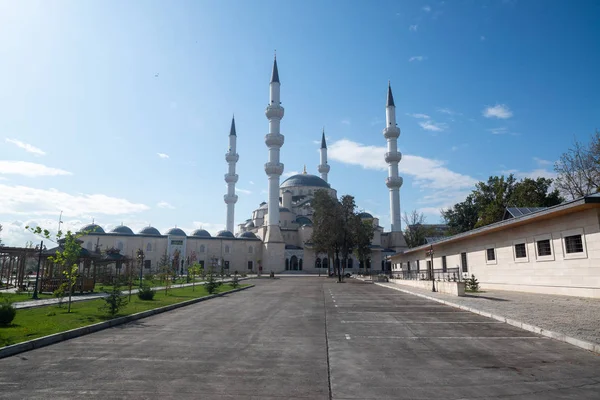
[0,246,38,290]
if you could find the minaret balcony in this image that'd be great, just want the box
[225,152,239,163]
[224,194,238,204]
[384,151,402,163]
[264,162,284,176]
[265,105,285,120]
[224,174,239,184]
[383,126,400,139]
[265,133,285,147]
[386,176,404,188]
[318,163,331,173]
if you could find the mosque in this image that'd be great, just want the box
[78,57,408,275]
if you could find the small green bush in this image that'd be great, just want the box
[231,275,240,289]
[466,274,480,291]
[137,286,156,301]
[100,286,128,316]
[0,301,17,325]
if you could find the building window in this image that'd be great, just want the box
[564,234,583,254]
[536,239,552,257]
[461,252,468,272]
[442,256,447,272]
[248,261,253,270]
[515,243,527,258]
[315,258,322,268]
[347,258,353,268]
[407,260,411,272]
[144,260,151,269]
[426,260,431,270]
[416,260,420,272]
[86,241,92,251]
[486,248,496,261]
[117,241,124,251]
[146,243,152,252]
[248,246,253,254]
[225,245,230,254]
[199,245,205,253]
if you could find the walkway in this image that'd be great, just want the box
[379,280,600,346]
[0,277,599,399]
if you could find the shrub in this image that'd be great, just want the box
[100,286,128,316]
[466,274,480,292]
[137,286,155,301]
[0,301,16,325]
[53,284,67,308]
[231,275,240,289]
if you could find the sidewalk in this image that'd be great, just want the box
[10,278,244,310]
[376,279,600,352]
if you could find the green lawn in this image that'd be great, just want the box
[0,283,248,348]
[0,292,53,303]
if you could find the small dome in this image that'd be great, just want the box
[245,221,255,228]
[216,230,235,238]
[166,227,187,236]
[239,231,258,239]
[191,229,211,238]
[138,226,161,235]
[295,216,312,225]
[259,202,268,210]
[109,225,134,235]
[79,223,105,234]
[358,212,374,219]
[280,174,330,189]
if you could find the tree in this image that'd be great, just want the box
[402,210,433,248]
[188,263,203,291]
[311,190,341,276]
[510,177,563,207]
[554,131,600,199]
[100,284,128,316]
[0,224,3,245]
[157,252,172,295]
[353,216,374,274]
[338,195,357,282]
[441,194,479,235]
[473,175,517,228]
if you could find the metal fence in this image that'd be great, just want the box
[392,267,461,282]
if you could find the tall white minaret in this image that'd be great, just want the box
[383,81,403,232]
[224,116,239,233]
[264,54,285,245]
[318,128,330,182]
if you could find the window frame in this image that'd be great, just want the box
[441,255,447,273]
[561,228,587,260]
[460,252,468,273]
[534,234,555,262]
[512,239,529,263]
[485,247,497,265]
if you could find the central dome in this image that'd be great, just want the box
[280,174,330,189]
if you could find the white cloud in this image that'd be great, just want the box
[282,170,300,178]
[5,139,46,156]
[409,56,425,62]
[0,184,149,217]
[185,221,227,237]
[371,117,384,126]
[408,113,430,119]
[0,218,86,247]
[488,127,508,135]
[419,120,448,132]
[249,180,255,185]
[533,157,553,167]
[157,153,170,159]
[422,5,431,12]
[157,201,175,209]
[436,108,461,116]
[501,168,557,180]
[483,104,513,119]
[0,161,71,177]
[236,187,252,195]
[341,119,351,125]
[409,24,418,31]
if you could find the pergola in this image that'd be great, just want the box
[0,246,38,290]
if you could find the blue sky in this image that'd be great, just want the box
[1,0,599,246]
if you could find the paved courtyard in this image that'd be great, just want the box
[0,278,599,399]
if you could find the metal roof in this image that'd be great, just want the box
[503,207,548,220]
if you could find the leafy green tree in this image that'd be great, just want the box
[157,252,172,295]
[473,175,517,227]
[511,177,563,207]
[353,216,374,274]
[402,210,434,248]
[338,195,358,281]
[100,284,128,316]
[188,263,203,291]
[441,194,479,234]
[554,130,600,199]
[311,190,340,275]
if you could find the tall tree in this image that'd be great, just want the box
[511,177,563,207]
[473,175,517,228]
[402,210,433,248]
[353,217,374,273]
[554,131,600,199]
[441,194,479,234]
[311,190,340,276]
[338,195,357,282]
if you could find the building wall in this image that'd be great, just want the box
[391,208,600,298]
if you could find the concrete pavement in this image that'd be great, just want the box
[0,277,599,399]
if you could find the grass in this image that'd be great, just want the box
[0,291,53,303]
[0,283,248,348]
[93,277,207,292]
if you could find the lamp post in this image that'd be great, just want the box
[136,248,145,288]
[32,240,44,300]
[426,245,436,292]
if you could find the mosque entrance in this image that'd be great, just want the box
[290,255,299,270]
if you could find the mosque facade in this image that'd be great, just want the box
[78,57,408,275]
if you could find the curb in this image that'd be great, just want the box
[374,282,600,355]
[0,284,254,360]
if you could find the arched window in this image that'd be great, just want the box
[248,246,253,254]
[315,258,322,268]
[199,245,205,253]
[225,245,230,254]
[323,258,329,270]
[117,241,124,251]
[347,258,353,269]
[146,243,152,252]
[86,241,92,251]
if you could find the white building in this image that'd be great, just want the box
[390,194,600,298]
[78,56,408,275]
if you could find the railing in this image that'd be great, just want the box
[392,267,461,282]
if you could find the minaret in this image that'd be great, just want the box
[263,54,285,251]
[383,81,403,232]
[224,116,239,233]
[318,128,330,182]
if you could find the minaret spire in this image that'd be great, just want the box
[318,128,330,182]
[383,81,403,232]
[224,115,239,233]
[264,53,285,254]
